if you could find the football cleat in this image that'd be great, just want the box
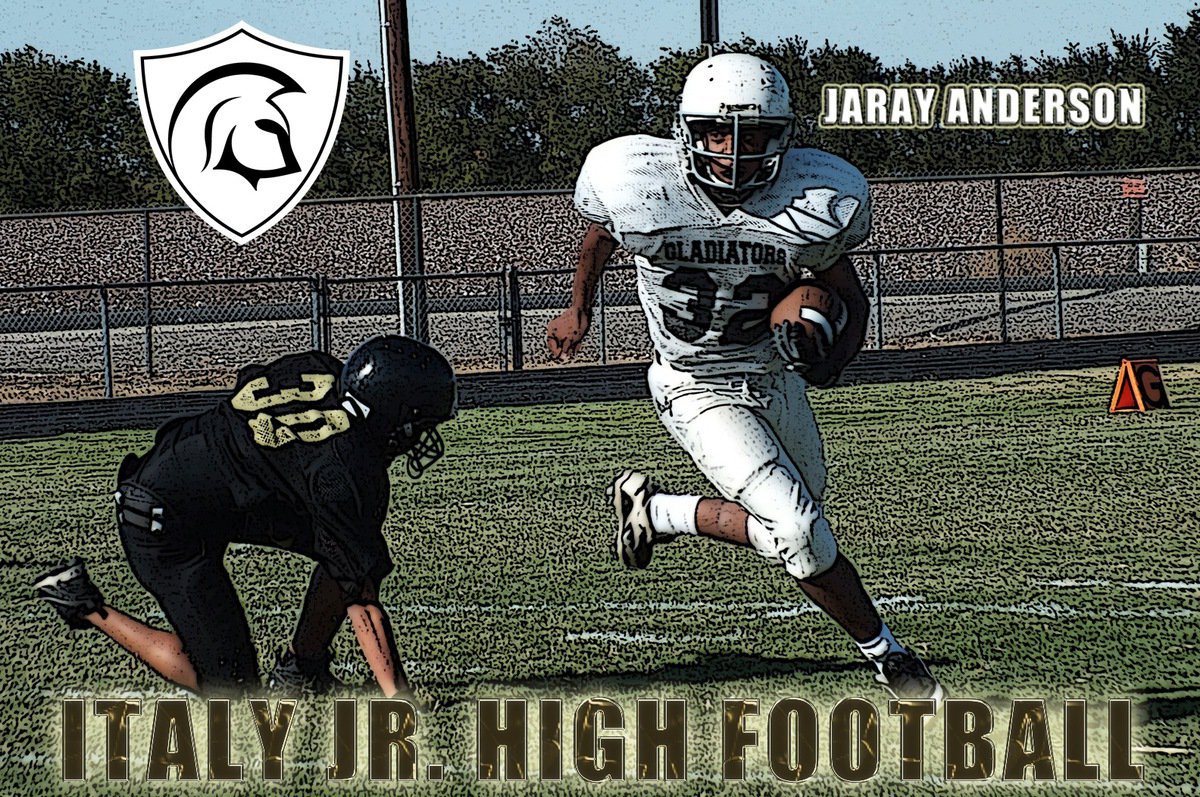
[33,557,107,630]
[268,648,341,697]
[608,470,661,569]
[875,649,946,706]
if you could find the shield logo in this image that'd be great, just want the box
[135,22,348,245]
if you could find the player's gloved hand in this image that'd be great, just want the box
[773,318,831,374]
[802,359,841,388]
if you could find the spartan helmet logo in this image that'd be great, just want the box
[135,23,347,244]
[170,63,304,190]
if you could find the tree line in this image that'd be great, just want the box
[2,11,1199,213]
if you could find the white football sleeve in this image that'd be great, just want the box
[573,151,622,242]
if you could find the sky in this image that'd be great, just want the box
[2,1,1196,75]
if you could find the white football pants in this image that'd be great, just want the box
[647,358,839,579]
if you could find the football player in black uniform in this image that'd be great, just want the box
[32,335,456,696]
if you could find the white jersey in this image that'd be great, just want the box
[575,135,871,374]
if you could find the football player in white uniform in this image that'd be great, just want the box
[547,53,943,702]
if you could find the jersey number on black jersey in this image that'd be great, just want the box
[230,373,351,449]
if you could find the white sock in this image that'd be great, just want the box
[855,622,905,673]
[649,493,701,536]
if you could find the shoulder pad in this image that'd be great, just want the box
[774,148,869,202]
[574,135,707,236]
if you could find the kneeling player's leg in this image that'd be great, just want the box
[115,486,258,693]
[270,563,348,696]
[33,556,200,690]
[292,563,347,660]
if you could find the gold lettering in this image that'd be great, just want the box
[1002,700,1055,781]
[327,699,357,780]
[147,699,199,780]
[721,699,758,781]
[890,699,935,780]
[635,699,686,780]
[830,698,879,782]
[369,699,417,780]
[95,699,141,781]
[945,699,994,780]
[767,698,818,782]
[575,698,624,782]
[249,699,295,781]
[477,699,526,780]
[207,699,242,780]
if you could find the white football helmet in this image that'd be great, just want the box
[676,53,795,198]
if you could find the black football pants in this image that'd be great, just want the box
[115,482,259,693]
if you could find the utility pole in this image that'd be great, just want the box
[385,0,420,194]
[379,0,427,339]
[701,0,719,57]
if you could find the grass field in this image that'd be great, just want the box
[1,363,1198,795]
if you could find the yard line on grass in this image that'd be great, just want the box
[871,599,1194,621]
[1122,581,1200,590]
[565,630,744,645]
[18,590,1193,633]
[1135,745,1194,756]
[1031,578,1110,587]
[1032,578,1200,590]
[391,599,805,615]
[395,594,1195,625]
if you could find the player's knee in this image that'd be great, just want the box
[781,514,838,579]
[749,497,839,579]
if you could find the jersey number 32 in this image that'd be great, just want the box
[661,268,786,346]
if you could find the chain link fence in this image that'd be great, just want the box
[2,168,1199,402]
[2,231,1197,403]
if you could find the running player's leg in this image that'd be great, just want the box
[762,371,943,700]
[631,367,942,699]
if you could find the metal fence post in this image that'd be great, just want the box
[319,276,331,353]
[1052,246,1064,340]
[413,196,423,278]
[407,197,430,343]
[509,266,524,370]
[871,254,884,350]
[1135,198,1149,274]
[99,286,113,398]
[497,271,509,371]
[598,270,608,365]
[310,277,322,350]
[142,209,154,377]
[995,177,1009,343]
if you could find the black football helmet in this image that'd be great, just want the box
[340,335,457,477]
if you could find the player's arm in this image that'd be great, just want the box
[346,589,406,698]
[309,466,407,696]
[287,561,404,698]
[546,222,618,361]
[807,255,868,386]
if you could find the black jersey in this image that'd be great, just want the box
[120,350,393,595]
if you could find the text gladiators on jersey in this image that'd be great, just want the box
[57,696,1145,784]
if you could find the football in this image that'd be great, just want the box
[769,279,845,361]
